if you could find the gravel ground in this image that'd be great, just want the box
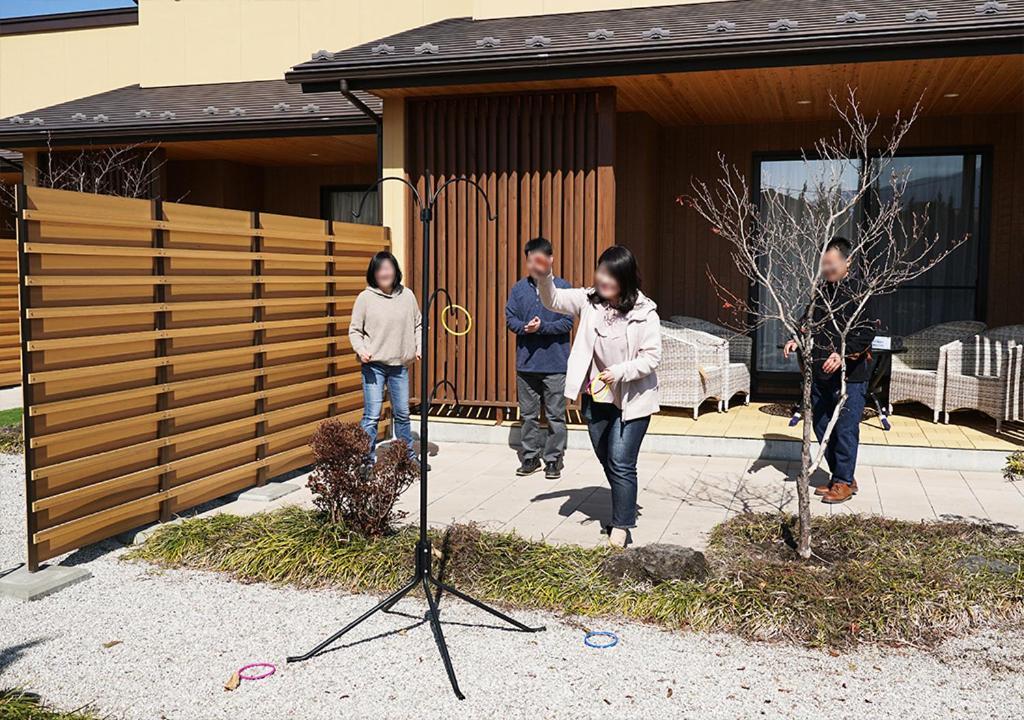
[2,453,1023,720]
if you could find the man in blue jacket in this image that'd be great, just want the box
[506,237,574,479]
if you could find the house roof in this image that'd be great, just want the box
[0,80,380,148]
[0,148,21,172]
[286,0,1024,91]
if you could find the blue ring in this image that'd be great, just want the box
[584,631,619,649]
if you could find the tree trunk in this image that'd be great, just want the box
[796,358,814,559]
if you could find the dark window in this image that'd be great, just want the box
[754,151,986,376]
[321,185,380,225]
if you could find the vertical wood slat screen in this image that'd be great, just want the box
[0,237,19,386]
[18,186,389,569]
[407,89,616,408]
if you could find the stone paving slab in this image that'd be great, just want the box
[0,564,91,602]
[199,442,1024,550]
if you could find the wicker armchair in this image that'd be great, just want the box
[659,324,750,418]
[981,324,1024,345]
[889,320,986,422]
[669,315,752,369]
[943,337,1020,432]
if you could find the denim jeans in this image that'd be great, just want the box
[581,395,651,529]
[811,375,867,486]
[516,371,567,466]
[360,362,412,456]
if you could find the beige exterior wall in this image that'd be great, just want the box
[138,0,474,87]
[0,1,738,114]
[382,96,408,268]
[0,24,140,118]
[472,0,731,19]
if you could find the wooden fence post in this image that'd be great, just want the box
[326,219,338,418]
[252,211,268,486]
[16,184,38,572]
[153,198,173,522]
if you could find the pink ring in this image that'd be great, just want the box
[237,662,276,681]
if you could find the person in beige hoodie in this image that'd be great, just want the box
[532,245,661,548]
[349,251,421,458]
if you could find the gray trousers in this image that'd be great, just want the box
[516,371,567,466]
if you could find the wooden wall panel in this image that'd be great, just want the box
[406,89,616,408]
[655,113,1024,329]
[615,111,661,303]
[164,160,377,219]
[18,185,389,569]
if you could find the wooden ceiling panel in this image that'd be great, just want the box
[381,55,1024,126]
[161,134,376,166]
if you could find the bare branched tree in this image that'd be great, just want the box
[36,135,165,198]
[0,181,14,236]
[685,90,967,558]
[0,135,164,235]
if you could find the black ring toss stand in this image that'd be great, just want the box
[286,172,545,699]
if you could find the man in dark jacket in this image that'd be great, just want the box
[784,237,875,504]
[506,237,574,479]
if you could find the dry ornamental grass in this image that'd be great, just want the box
[130,509,1024,650]
[0,691,100,720]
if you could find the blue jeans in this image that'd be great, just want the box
[581,395,651,529]
[811,376,867,486]
[360,362,412,456]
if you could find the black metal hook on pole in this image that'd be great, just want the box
[287,170,543,700]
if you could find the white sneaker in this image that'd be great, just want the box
[608,528,628,548]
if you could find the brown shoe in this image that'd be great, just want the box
[822,482,854,504]
[815,478,858,496]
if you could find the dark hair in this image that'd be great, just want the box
[524,237,553,256]
[366,251,403,289]
[826,236,852,259]
[588,245,641,313]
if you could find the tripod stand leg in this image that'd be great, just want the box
[430,577,546,633]
[286,576,418,663]
[422,576,465,700]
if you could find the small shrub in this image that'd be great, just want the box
[0,690,98,720]
[0,425,22,454]
[307,420,417,537]
[1005,450,1024,482]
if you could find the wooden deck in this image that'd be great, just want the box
[424,401,1024,453]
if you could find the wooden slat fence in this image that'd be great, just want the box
[0,237,18,386]
[17,185,388,569]
[407,89,616,409]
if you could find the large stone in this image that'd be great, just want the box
[600,543,709,586]
[236,482,300,503]
[0,564,91,601]
[956,555,1019,576]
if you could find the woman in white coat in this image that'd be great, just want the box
[532,245,661,547]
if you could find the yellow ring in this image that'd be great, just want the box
[587,376,610,400]
[441,304,473,337]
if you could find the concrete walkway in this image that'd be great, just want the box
[216,441,1024,550]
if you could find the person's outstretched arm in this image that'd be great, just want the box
[533,269,588,318]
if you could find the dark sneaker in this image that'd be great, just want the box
[516,459,542,476]
[544,463,561,480]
